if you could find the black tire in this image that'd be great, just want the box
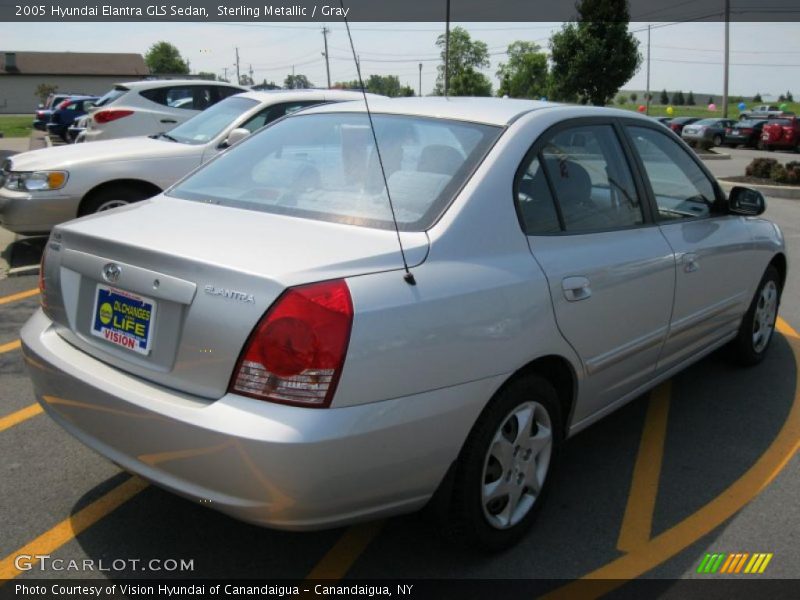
[712,134,723,146]
[79,185,153,216]
[728,266,781,366]
[442,375,562,551]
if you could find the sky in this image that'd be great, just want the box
[2,21,799,98]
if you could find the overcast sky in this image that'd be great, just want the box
[2,21,799,98]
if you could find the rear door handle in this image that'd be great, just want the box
[562,276,592,302]
[682,252,699,273]
[160,119,177,124]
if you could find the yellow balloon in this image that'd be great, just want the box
[666,106,674,115]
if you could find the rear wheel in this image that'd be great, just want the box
[728,266,781,366]
[443,375,562,551]
[79,185,154,216]
[712,134,723,146]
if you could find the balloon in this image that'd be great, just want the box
[738,102,747,111]
[708,103,716,111]
[637,105,646,113]
[780,103,788,111]
[666,106,674,115]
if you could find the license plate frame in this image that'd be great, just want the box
[90,284,157,355]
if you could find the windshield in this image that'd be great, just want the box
[694,119,719,126]
[166,96,257,145]
[168,112,501,231]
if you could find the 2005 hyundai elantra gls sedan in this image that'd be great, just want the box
[22,98,786,550]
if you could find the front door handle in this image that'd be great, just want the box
[682,252,699,273]
[562,276,592,302]
[160,119,177,124]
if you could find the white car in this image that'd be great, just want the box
[0,90,377,234]
[79,79,247,143]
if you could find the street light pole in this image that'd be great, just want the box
[645,25,651,115]
[418,63,422,96]
[723,0,730,117]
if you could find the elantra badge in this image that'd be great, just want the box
[102,263,122,283]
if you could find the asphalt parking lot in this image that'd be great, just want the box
[0,146,799,593]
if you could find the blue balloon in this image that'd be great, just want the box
[738,102,747,111]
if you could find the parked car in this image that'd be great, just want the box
[650,116,672,127]
[681,118,736,147]
[22,98,786,550]
[667,116,700,135]
[739,105,784,121]
[33,93,78,131]
[0,90,379,234]
[724,119,768,148]
[46,96,98,142]
[759,117,800,152]
[67,114,91,143]
[79,80,247,143]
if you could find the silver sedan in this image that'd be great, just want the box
[21,98,786,550]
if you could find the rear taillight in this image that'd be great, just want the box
[36,111,45,119]
[93,109,134,124]
[56,100,70,110]
[670,124,681,132]
[229,279,353,408]
[743,128,753,134]
[38,250,46,297]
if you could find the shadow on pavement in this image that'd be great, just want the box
[1,236,47,271]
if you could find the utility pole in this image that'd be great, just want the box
[645,25,651,115]
[418,63,422,96]
[444,0,451,96]
[291,65,295,89]
[249,63,254,83]
[321,26,331,89]
[723,0,730,117]
[235,47,240,86]
[222,67,228,82]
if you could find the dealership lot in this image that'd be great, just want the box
[0,183,798,587]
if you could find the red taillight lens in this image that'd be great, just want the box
[56,100,70,110]
[93,109,134,124]
[229,279,353,408]
[670,124,680,131]
[743,128,753,134]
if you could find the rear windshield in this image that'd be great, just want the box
[736,120,758,127]
[94,86,128,107]
[168,112,501,231]
[694,119,719,126]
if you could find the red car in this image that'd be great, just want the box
[760,117,800,152]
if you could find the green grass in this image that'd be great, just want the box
[615,101,800,119]
[0,116,33,138]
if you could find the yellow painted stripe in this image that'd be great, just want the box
[758,553,773,573]
[734,553,749,573]
[0,288,38,305]
[617,381,671,551]
[744,553,760,573]
[719,553,736,574]
[305,521,384,580]
[0,477,148,580]
[542,324,800,599]
[0,340,21,354]
[0,403,43,433]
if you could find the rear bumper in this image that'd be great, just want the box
[21,309,498,530]
[0,187,79,234]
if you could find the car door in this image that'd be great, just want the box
[517,119,676,422]
[623,123,761,371]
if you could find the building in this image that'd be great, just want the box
[0,51,149,113]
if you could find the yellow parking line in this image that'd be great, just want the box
[0,340,21,354]
[617,381,671,552]
[305,521,384,580]
[0,288,38,305]
[0,404,43,433]
[542,318,800,599]
[0,477,149,581]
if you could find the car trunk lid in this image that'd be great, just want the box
[41,196,428,399]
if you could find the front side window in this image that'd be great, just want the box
[627,126,718,220]
[169,113,501,231]
[166,96,259,144]
[239,101,322,133]
[516,124,643,234]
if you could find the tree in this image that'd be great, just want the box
[616,94,627,105]
[629,92,637,102]
[365,74,414,97]
[687,90,695,105]
[778,93,786,102]
[433,26,492,96]
[787,91,794,102]
[239,74,254,86]
[34,83,58,104]
[708,96,714,105]
[660,89,669,104]
[195,71,216,81]
[549,0,641,106]
[284,73,313,89]
[753,92,762,102]
[145,41,189,75]
[495,41,548,99]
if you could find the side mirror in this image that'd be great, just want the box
[728,186,766,216]
[221,127,250,149]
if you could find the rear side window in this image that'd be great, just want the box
[140,86,213,110]
[214,86,242,101]
[627,126,717,220]
[516,124,644,234]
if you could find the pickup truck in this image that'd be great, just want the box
[739,105,785,120]
[760,117,800,151]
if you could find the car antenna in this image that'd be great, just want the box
[339,0,416,286]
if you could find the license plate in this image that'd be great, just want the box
[91,284,156,355]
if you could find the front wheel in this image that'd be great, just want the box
[443,375,562,551]
[728,266,781,366]
[79,185,153,216]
